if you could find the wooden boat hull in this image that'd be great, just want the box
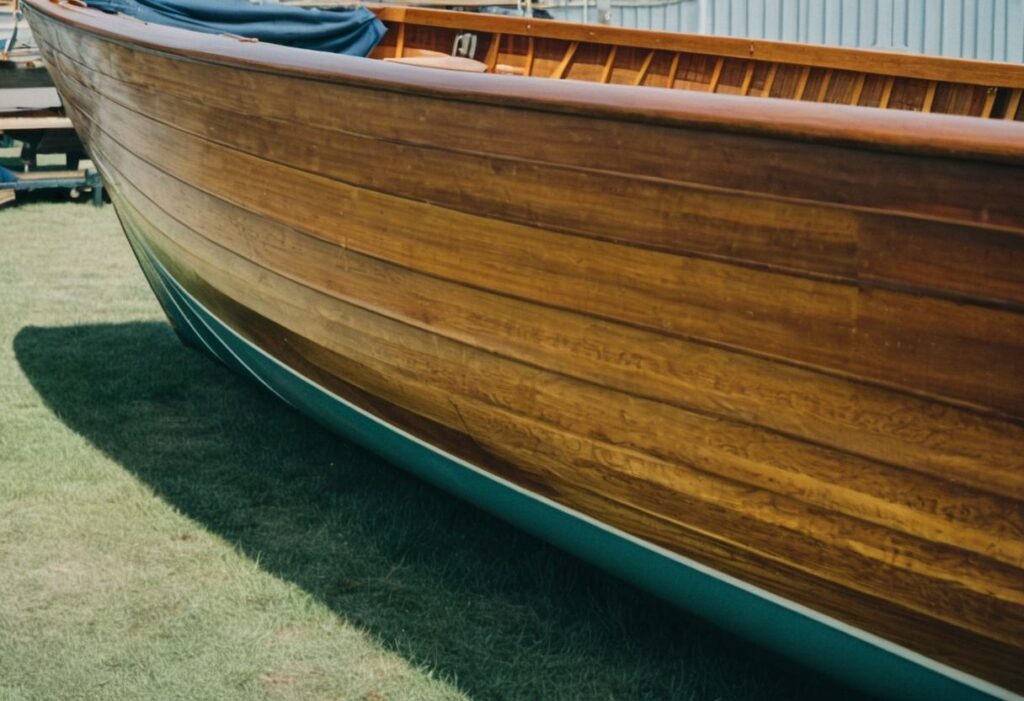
[123,213,1007,701]
[24,1,1024,698]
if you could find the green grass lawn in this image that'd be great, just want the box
[0,199,867,700]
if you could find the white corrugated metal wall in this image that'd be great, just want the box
[547,0,1024,63]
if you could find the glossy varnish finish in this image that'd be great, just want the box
[371,7,1024,121]
[24,0,1024,694]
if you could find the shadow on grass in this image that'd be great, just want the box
[15,321,866,700]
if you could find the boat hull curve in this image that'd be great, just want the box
[118,193,1007,701]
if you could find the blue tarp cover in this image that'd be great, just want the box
[84,0,386,57]
[0,166,18,183]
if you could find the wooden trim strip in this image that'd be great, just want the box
[523,35,535,77]
[922,81,937,113]
[550,40,578,80]
[815,68,833,102]
[849,73,866,106]
[666,51,681,89]
[1005,88,1023,120]
[761,62,778,97]
[394,21,405,59]
[484,31,501,71]
[879,76,895,108]
[600,44,616,84]
[632,49,655,86]
[981,87,998,118]
[707,56,724,93]
[794,66,811,100]
[739,60,755,96]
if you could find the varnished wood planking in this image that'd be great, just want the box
[102,152,1024,572]
[107,182,1024,688]
[61,53,1024,314]
[30,0,1024,166]
[58,87,1024,510]
[52,49,1024,319]
[57,45,1024,309]
[113,198,1024,690]
[49,24,1024,505]
[51,61,1024,421]
[112,169,1024,622]
[96,99,1024,585]
[45,24,1024,237]
[48,46,863,276]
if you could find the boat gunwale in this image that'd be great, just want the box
[376,4,1024,88]
[22,0,1024,165]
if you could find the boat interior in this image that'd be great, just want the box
[368,6,1024,120]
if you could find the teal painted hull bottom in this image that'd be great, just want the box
[124,229,1011,701]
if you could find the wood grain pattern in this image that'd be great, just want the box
[112,199,1024,689]
[105,153,1024,565]
[107,177,1024,689]
[25,0,1024,693]
[58,84,1024,505]
[49,31,1024,241]
[50,54,1024,420]
[372,6,1024,91]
